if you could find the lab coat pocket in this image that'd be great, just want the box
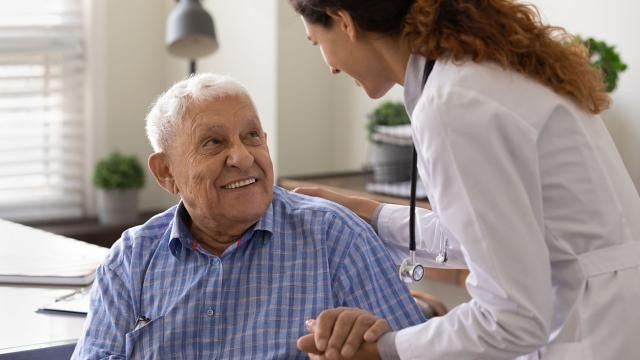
[125,315,165,360]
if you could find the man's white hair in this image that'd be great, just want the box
[145,73,251,152]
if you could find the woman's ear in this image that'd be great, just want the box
[326,9,358,42]
[148,152,178,195]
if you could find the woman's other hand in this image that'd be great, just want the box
[297,307,390,359]
[293,187,380,224]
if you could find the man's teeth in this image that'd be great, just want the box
[224,178,256,189]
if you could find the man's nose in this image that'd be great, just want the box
[225,142,254,169]
[330,66,341,75]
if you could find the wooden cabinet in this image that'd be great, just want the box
[278,171,469,287]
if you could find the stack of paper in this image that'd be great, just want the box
[38,288,91,315]
[366,180,428,200]
[372,124,413,146]
[0,219,109,286]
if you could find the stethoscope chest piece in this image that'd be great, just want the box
[399,251,424,283]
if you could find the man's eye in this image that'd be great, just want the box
[205,138,221,146]
[248,131,261,138]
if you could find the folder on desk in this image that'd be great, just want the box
[38,289,91,315]
[0,219,109,286]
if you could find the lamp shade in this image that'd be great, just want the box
[166,0,218,58]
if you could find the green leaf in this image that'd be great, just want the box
[92,152,145,189]
[581,36,628,92]
[366,101,410,141]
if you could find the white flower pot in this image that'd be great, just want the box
[96,188,140,225]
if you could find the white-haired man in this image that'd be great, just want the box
[72,74,425,359]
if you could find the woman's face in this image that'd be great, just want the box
[301,15,396,99]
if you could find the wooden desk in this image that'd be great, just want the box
[279,172,469,287]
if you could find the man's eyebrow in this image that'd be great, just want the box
[242,115,260,124]
[240,116,263,130]
[193,123,225,135]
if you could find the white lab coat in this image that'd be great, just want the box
[377,54,640,359]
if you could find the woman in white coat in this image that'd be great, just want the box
[288,0,640,359]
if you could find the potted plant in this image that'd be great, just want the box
[581,37,628,93]
[93,151,145,225]
[367,101,413,183]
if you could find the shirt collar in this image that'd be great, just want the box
[252,199,275,237]
[167,194,276,259]
[168,202,195,258]
[403,53,428,117]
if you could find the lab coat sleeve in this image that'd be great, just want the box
[376,203,468,268]
[391,87,553,359]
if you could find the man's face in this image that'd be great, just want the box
[167,95,273,228]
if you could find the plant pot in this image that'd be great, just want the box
[370,142,413,183]
[96,188,140,225]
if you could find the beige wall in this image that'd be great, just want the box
[87,0,177,215]
[91,1,639,215]
[276,4,405,177]
[169,0,279,172]
[90,0,279,213]
[530,0,640,191]
[278,1,640,191]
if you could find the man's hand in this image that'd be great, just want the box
[298,334,380,360]
[292,187,380,224]
[411,290,448,317]
[297,307,390,359]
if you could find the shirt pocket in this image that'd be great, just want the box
[125,315,165,360]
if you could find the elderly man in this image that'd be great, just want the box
[72,74,425,359]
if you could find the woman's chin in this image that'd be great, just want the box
[361,82,394,99]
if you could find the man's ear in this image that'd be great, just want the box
[148,152,178,195]
[326,9,358,42]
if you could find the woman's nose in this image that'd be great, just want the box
[330,66,341,75]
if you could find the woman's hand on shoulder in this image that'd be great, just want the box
[297,307,390,359]
[292,187,381,224]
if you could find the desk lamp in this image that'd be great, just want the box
[166,0,218,74]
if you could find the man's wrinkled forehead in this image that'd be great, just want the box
[182,95,260,128]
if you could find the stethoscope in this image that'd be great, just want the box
[398,59,448,283]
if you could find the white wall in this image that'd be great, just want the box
[167,0,279,172]
[88,0,177,214]
[90,0,280,213]
[278,1,640,191]
[92,1,639,212]
[276,3,405,176]
[529,0,640,191]
[276,3,334,176]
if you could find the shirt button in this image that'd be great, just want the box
[206,307,215,317]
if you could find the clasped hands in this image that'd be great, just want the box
[297,307,390,360]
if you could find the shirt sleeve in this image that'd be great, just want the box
[376,203,468,268]
[390,86,553,359]
[330,214,426,331]
[71,240,134,360]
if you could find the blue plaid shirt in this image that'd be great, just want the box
[72,186,425,359]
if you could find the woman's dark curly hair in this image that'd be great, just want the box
[290,0,610,114]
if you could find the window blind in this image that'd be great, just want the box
[0,0,86,221]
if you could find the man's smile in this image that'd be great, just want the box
[222,177,257,189]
